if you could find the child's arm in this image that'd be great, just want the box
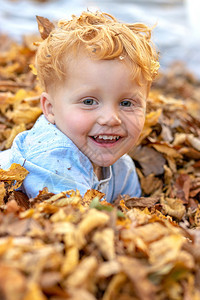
[20,156,92,198]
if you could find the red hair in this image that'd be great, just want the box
[36,11,159,90]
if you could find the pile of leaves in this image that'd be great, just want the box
[0,34,200,299]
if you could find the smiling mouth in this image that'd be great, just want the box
[91,135,121,144]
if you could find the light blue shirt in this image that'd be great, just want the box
[0,115,141,202]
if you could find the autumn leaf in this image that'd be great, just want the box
[0,182,6,204]
[36,16,55,40]
[160,196,186,220]
[5,123,26,149]
[0,163,29,192]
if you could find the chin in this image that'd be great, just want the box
[93,157,119,168]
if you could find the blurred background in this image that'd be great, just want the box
[0,0,200,78]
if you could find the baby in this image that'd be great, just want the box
[0,11,159,202]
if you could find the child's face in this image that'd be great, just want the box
[42,54,147,168]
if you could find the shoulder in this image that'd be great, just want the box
[12,115,79,157]
[3,115,92,171]
[112,154,136,174]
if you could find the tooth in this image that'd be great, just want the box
[93,135,120,140]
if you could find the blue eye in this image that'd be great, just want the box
[120,100,132,107]
[83,98,97,105]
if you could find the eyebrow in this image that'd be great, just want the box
[129,92,146,105]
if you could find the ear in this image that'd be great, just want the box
[40,92,55,124]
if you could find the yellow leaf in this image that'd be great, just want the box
[0,163,29,191]
[92,228,115,260]
[0,182,6,205]
[65,256,98,289]
[23,281,47,300]
[61,246,79,276]
[137,109,162,144]
[0,163,29,181]
[29,64,37,76]
[6,103,42,125]
[5,123,26,149]
[102,273,127,300]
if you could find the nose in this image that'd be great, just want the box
[97,106,122,126]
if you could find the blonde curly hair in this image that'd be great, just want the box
[36,11,159,91]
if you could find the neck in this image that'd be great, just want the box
[92,163,103,181]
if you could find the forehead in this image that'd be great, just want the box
[64,51,146,85]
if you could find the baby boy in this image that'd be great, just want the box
[0,11,159,202]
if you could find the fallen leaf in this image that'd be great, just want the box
[0,182,6,204]
[161,196,186,220]
[130,145,166,176]
[0,163,29,191]
[92,228,115,260]
[36,16,55,40]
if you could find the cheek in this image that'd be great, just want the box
[63,112,95,136]
[126,111,145,135]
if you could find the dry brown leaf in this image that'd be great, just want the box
[124,196,159,209]
[187,134,200,152]
[92,228,115,260]
[137,109,162,144]
[194,206,200,227]
[130,145,166,176]
[65,256,98,290]
[132,222,171,244]
[179,147,200,160]
[36,16,55,40]
[0,181,6,204]
[127,208,152,225]
[164,164,173,186]
[140,173,163,195]
[174,173,191,203]
[118,256,156,300]
[149,234,184,267]
[45,190,82,206]
[152,143,182,159]
[83,189,105,206]
[0,263,27,300]
[173,133,187,146]
[161,196,186,220]
[102,272,127,300]
[97,260,121,278]
[78,209,110,235]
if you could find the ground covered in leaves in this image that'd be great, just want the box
[0,34,200,300]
